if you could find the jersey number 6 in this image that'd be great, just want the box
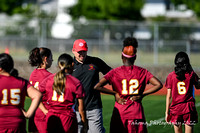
[177,82,186,95]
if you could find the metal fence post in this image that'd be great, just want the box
[153,23,159,65]
[38,19,47,47]
[186,41,190,56]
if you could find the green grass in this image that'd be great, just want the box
[24,95,200,133]
[101,95,200,133]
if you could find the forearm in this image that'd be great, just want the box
[95,86,117,95]
[78,99,87,124]
[143,84,162,97]
[165,96,171,115]
[25,86,42,118]
[25,95,41,118]
[39,102,48,115]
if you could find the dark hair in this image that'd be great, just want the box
[122,37,138,62]
[123,37,138,48]
[0,53,18,77]
[28,47,52,67]
[53,53,73,95]
[174,51,193,81]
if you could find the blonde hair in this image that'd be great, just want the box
[53,54,73,95]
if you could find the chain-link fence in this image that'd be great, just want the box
[0,19,200,68]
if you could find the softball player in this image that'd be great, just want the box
[39,53,88,133]
[28,47,53,133]
[94,37,163,133]
[165,51,200,133]
[0,53,42,133]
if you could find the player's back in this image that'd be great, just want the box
[29,69,51,102]
[41,74,84,117]
[104,65,153,119]
[0,75,29,128]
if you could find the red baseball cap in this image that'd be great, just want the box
[73,39,88,52]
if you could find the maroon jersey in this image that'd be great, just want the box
[29,69,51,133]
[0,75,31,129]
[39,74,85,117]
[29,68,51,105]
[104,65,153,119]
[165,71,198,115]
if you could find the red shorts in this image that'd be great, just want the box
[28,113,38,132]
[34,108,47,133]
[46,112,78,133]
[110,110,147,133]
[170,111,198,125]
[0,127,26,133]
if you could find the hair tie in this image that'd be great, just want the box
[122,52,136,58]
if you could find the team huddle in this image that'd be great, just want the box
[0,37,199,133]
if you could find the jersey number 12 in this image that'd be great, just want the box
[122,79,139,95]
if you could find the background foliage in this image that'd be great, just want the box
[68,0,144,20]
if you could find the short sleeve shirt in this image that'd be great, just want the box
[72,56,111,110]
[0,75,31,128]
[165,71,199,115]
[104,65,153,119]
[29,69,52,105]
[39,74,85,116]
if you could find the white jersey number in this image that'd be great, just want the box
[1,89,21,105]
[52,90,64,102]
[122,79,139,95]
[177,82,186,95]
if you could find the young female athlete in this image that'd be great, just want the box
[165,51,200,133]
[28,47,53,133]
[94,37,163,133]
[0,53,42,133]
[39,53,88,133]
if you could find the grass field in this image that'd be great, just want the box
[24,95,200,133]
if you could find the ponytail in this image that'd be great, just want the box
[28,47,52,67]
[53,53,73,95]
[10,68,19,77]
[53,68,66,95]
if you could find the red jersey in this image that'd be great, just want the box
[29,69,52,105]
[39,74,85,117]
[104,65,153,119]
[0,75,31,128]
[165,71,199,115]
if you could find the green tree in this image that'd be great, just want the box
[171,0,200,18]
[0,0,32,15]
[69,0,144,20]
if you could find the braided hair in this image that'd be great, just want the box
[174,51,193,81]
[53,53,73,95]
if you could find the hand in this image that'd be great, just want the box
[115,93,127,105]
[81,120,88,133]
[43,109,48,115]
[21,108,29,118]
[165,113,171,123]
[130,95,143,102]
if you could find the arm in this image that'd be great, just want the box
[38,102,48,115]
[78,98,88,133]
[35,84,48,115]
[22,86,42,118]
[195,79,200,89]
[143,77,163,97]
[165,89,172,122]
[130,77,163,101]
[94,78,127,104]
